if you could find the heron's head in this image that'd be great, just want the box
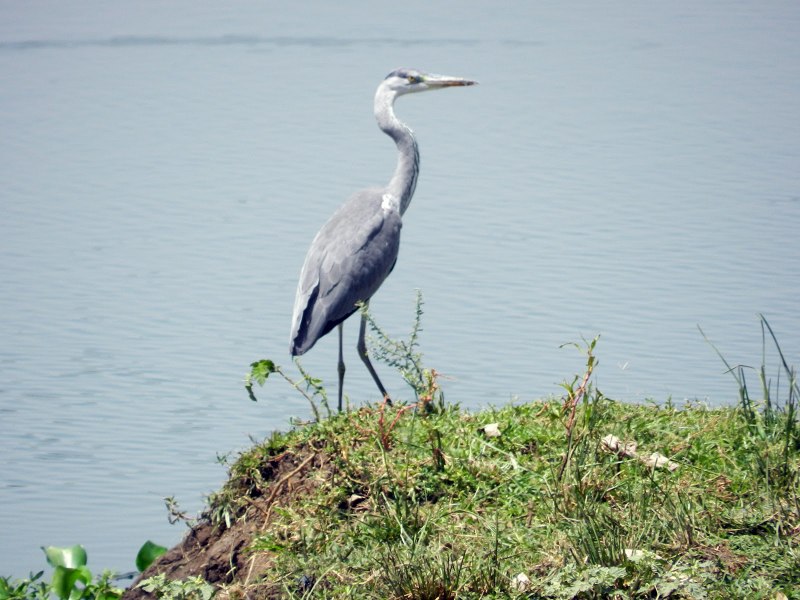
[382,68,477,96]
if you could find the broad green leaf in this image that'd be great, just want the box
[50,565,91,600]
[42,545,87,569]
[135,540,167,572]
[249,359,276,385]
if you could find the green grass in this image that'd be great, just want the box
[214,396,797,598]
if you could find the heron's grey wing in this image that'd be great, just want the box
[290,190,402,355]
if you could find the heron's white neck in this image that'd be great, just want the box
[374,87,419,216]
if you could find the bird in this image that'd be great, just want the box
[289,68,477,411]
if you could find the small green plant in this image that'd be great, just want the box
[0,541,166,600]
[136,574,214,600]
[556,335,600,483]
[377,544,467,600]
[535,563,627,599]
[164,496,197,527]
[362,291,443,405]
[245,358,331,421]
[41,545,118,600]
[0,571,49,600]
[702,315,800,503]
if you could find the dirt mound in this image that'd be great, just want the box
[122,443,330,599]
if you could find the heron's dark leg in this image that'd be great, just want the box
[337,323,345,412]
[357,305,392,405]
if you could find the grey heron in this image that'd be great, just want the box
[289,68,477,410]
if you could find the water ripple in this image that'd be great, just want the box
[0,34,482,52]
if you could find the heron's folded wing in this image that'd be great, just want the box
[290,191,402,355]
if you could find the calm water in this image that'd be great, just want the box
[1,0,799,579]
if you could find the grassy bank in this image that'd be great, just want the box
[127,320,798,599]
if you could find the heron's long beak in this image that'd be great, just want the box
[422,73,478,88]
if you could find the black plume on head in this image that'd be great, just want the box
[385,67,422,81]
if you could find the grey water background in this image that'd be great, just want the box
[1,0,799,579]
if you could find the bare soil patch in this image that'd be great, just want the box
[122,443,330,599]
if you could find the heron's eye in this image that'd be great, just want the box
[407,75,420,84]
